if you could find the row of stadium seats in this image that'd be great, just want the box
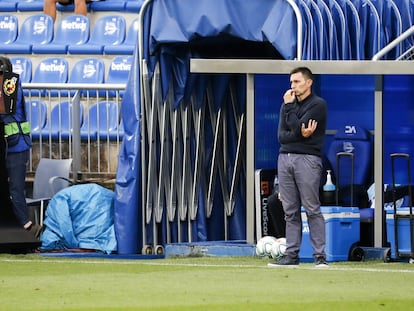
[12,55,132,96]
[27,100,124,141]
[0,0,143,13]
[0,13,138,55]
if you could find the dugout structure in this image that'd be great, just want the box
[113,0,414,254]
[190,58,414,247]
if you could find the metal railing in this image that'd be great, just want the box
[372,25,414,61]
[22,82,126,183]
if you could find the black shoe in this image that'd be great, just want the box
[314,256,329,268]
[267,256,299,267]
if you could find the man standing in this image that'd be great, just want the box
[0,56,41,238]
[268,67,328,267]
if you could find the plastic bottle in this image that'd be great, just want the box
[323,170,336,191]
[322,170,336,205]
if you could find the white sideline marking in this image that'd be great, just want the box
[0,257,414,273]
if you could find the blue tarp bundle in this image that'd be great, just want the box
[40,184,117,254]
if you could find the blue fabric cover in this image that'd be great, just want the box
[40,184,117,254]
[113,52,141,254]
[147,0,297,60]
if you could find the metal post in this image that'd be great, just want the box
[374,75,384,247]
[246,73,255,244]
[71,91,81,181]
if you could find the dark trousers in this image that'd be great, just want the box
[6,150,29,226]
[278,153,326,259]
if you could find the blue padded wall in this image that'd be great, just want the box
[254,74,376,170]
[254,74,285,169]
[255,73,414,189]
[319,75,375,131]
[383,75,414,184]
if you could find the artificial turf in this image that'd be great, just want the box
[0,254,413,310]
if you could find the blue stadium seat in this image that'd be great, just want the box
[10,56,32,83]
[80,101,123,140]
[30,57,69,97]
[68,57,105,96]
[106,55,132,96]
[25,100,47,140]
[0,14,18,45]
[90,0,126,12]
[56,1,91,13]
[17,0,44,11]
[327,123,373,242]
[0,14,53,54]
[68,15,126,54]
[104,18,138,55]
[327,124,372,208]
[125,0,144,13]
[42,101,84,140]
[327,123,380,246]
[0,0,18,11]
[32,15,90,54]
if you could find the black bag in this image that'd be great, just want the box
[267,192,286,238]
[0,57,19,115]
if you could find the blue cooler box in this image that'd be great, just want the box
[299,206,360,262]
[386,208,414,259]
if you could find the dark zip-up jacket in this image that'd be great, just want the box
[278,93,327,157]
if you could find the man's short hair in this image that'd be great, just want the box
[290,67,314,81]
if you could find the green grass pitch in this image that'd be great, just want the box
[1,254,414,310]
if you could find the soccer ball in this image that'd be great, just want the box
[270,237,287,260]
[255,236,277,258]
